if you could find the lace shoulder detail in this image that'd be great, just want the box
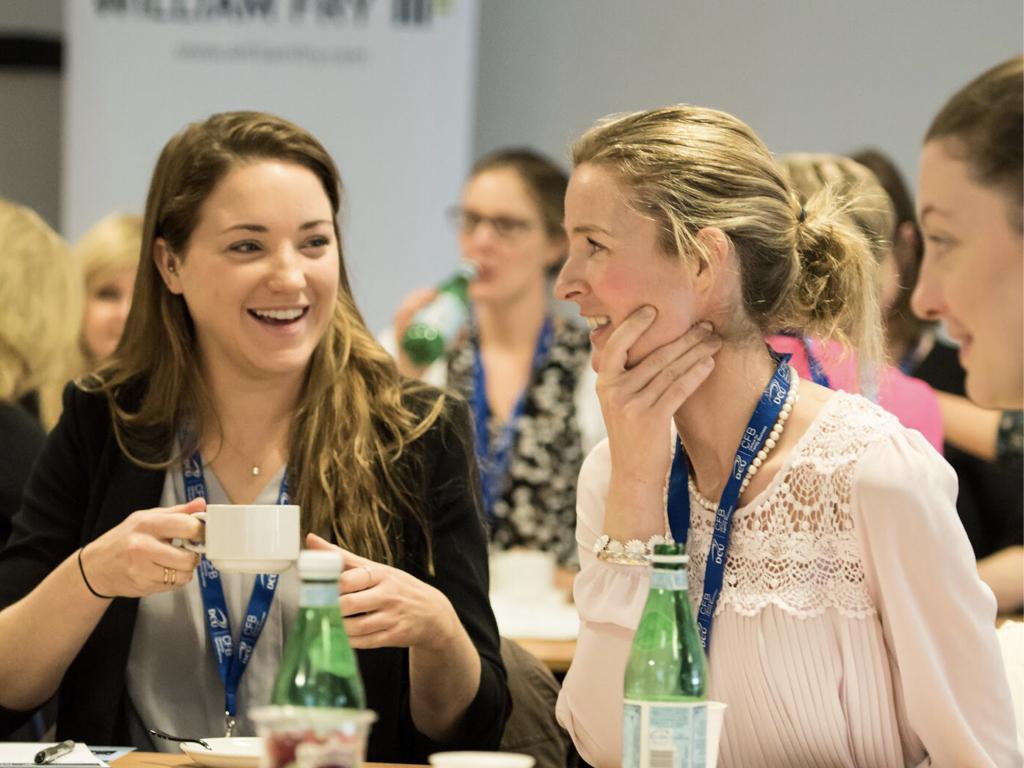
[687,392,899,620]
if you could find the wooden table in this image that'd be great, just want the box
[114,750,425,768]
[512,637,576,674]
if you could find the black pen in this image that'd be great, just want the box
[34,741,75,765]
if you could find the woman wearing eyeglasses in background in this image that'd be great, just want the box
[391,149,605,576]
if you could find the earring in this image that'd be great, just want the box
[167,264,176,273]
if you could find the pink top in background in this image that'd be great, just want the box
[768,335,943,453]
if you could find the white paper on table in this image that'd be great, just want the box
[0,743,109,768]
[489,590,580,640]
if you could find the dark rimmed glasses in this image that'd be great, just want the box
[446,206,540,240]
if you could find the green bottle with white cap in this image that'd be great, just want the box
[400,260,477,367]
[271,550,365,709]
[622,542,708,768]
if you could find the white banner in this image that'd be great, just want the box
[64,0,478,331]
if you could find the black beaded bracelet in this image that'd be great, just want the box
[997,410,1024,459]
[77,547,113,600]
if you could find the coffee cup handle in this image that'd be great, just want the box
[178,511,206,554]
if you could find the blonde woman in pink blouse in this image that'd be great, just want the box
[553,105,1019,767]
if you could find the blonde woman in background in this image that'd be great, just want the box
[76,213,143,367]
[768,153,943,452]
[553,106,1018,766]
[0,199,81,546]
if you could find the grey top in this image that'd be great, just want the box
[126,463,299,750]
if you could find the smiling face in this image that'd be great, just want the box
[555,163,701,372]
[913,139,1023,408]
[458,167,564,307]
[156,160,340,387]
[82,266,136,362]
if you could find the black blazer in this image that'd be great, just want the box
[0,401,46,546]
[0,384,508,763]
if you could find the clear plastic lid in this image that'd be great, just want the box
[297,550,343,581]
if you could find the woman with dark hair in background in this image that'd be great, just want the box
[911,56,1023,614]
[850,148,932,370]
[392,149,604,575]
[853,145,1023,617]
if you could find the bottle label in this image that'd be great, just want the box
[299,582,339,607]
[411,292,468,342]
[649,570,688,591]
[622,700,707,768]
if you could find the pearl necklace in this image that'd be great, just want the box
[687,366,800,513]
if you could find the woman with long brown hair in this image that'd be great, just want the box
[0,112,507,762]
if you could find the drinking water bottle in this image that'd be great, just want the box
[623,542,708,768]
[400,260,477,366]
[271,550,365,709]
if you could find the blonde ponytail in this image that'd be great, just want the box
[786,187,883,388]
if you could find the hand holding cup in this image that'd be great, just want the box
[79,498,205,598]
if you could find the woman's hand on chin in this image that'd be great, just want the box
[597,307,721,488]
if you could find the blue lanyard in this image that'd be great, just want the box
[777,332,830,388]
[800,337,831,388]
[471,316,554,520]
[182,449,289,732]
[666,355,792,652]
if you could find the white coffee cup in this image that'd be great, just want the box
[183,504,300,573]
[706,700,728,767]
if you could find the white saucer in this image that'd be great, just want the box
[180,737,262,768]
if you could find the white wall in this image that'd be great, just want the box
[62,1,478,332]
[473,0,1023,188]
[0,0,62,229]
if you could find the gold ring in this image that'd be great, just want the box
[169,568,178,586]
[163,567,171,585]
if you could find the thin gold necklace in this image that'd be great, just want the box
[214,435,273,478]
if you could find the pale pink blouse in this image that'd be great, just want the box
[556,392,1020,768]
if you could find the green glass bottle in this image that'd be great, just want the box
[271,550,366,709]
[623,542,708,768]
[400,260,477,366]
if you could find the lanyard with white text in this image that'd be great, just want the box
[182,449,289,736]
[666,355,792,653]
[800,336,831,388]
[471,316,554,520]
